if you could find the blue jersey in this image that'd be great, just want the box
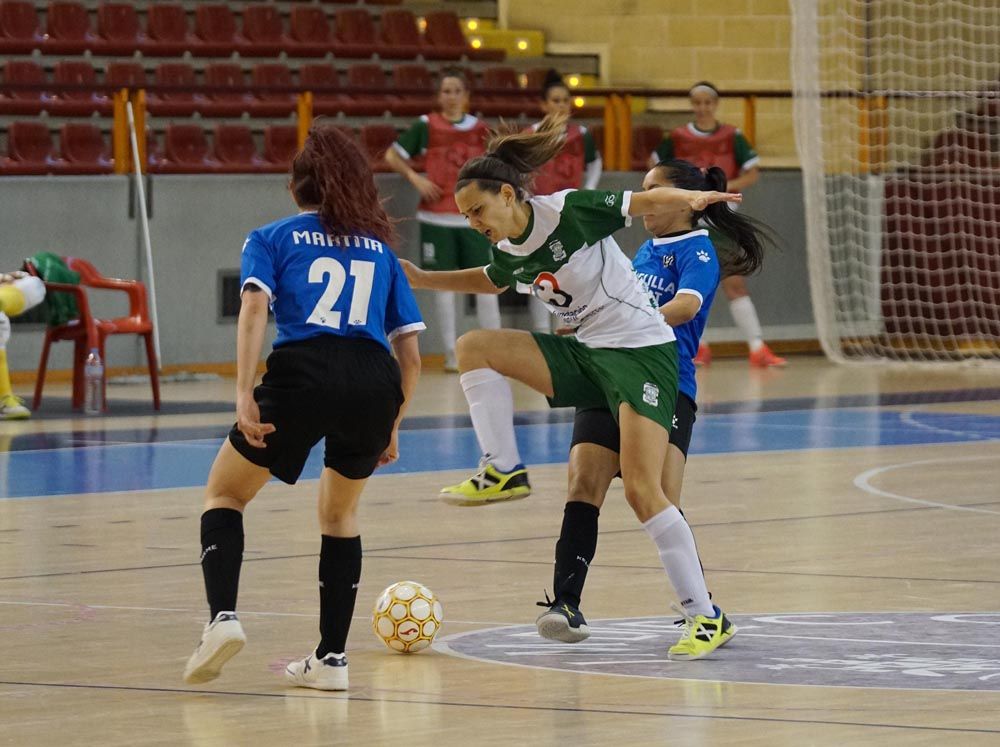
[631,229,720,401]
[241,212,425,351]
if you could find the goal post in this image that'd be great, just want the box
[791,0,1000,365]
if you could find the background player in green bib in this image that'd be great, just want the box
[525,70,603,334]
[652,81,785,368]
[402,113,741,657]
[385,68,501,372]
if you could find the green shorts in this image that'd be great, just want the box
[532,332,679,433]
[419,222,492,271]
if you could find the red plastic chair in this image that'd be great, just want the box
[333,8,379,58]
[43,0,96,54]
[0,59,47,115]
[105,61,147,91]
[238,3,286,57]
[631,124,664,170]
[390,64,435,115]
[0,120,59,174]
[250,63,295,116]
[263,124,298,172]
[424,11,504,62]
[0,0,43,53]
[49,60,109,116]
[96,2,142,55]
[287,5,331,57]
[193,4,237,56]
[299,63,357,116]
[147,62,203,117]
[143,3,191,56]
[202,63,250,117]
[360,123,397,172]
[213,123,263,173]
[26,256,160,412]
[58,122,112,174]
[151,123,217,174]
[476,66,531,117]
[345,63,392,116]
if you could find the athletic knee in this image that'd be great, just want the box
[455,329,492,368]
[567,471,609,508]
[622,478,665,519]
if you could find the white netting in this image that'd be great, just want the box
[791,0,1000,365]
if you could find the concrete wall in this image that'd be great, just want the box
[2,171,810,373]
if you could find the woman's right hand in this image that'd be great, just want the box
[236,391,275,449]
[399,258,424,288]
[690,191,742,211]
[410,174,442,203]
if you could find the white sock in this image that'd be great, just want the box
[528,296,551,334]
[460,368,521,472]
[435,292,457,359]
[729,295,764,352]
[642,506,714,618]
[475,294,501,330]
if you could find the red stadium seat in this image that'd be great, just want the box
[147,63,203,117]
[390,64,435,116]
[202,63,250,117]
[152,123,217,173]
[424,11,504,62]
[0,120,59,174]
[0,1,43,53]
[476,66,531,117]
[49,60,109,116]
[95,2,142,55]
[143,3,191,56]
[346,63,393,116]
[213,123,264,173]
[374,8,420,59]
[360,123,398,172]
[250,63,296,117]
[105,61,147,92]
[300,63,360,116]
[263,124,298,171]
[0,59,47,115]
[58,122,112,174]
[43,1,96,54]
[631,124,664,170]
[333,8,381,59]
[193,4,237,57]
[239,4,287,57]
[287,5,331,57]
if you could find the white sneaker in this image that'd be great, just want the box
[285,651,348,691]
[183,612,246,684]
[0,394,30,420]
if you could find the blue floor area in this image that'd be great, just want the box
[2,406,998,499]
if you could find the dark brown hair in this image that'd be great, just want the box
[290,123,396,244]
[438,66,469,92]
[456,111,569,197]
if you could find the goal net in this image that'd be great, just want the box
[791,0,1000,364]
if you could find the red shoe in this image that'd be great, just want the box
[693,343,711,367]
[749,343,787,368]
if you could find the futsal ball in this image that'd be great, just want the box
[372,581,443,653]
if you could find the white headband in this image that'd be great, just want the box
[690,85,719,98]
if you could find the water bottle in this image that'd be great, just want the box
[83,348,104,415]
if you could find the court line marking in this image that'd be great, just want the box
[854,455,1000,516]
[898,410,996,440]
[0,679,997,735]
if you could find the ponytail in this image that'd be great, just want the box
[456,111,569,198]
[652,159,771,277]
[290,123,396,245]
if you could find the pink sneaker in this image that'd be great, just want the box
[693,343,711,367]
[749,344,787,368]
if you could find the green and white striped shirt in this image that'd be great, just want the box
[484,189,674,349]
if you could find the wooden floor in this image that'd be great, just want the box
[2,355,999,746]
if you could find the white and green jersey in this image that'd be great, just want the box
[484,189,674,349]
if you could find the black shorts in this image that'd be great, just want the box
[229,335,404,483]
[570,392,697,459]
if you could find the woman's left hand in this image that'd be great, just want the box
[378,429,400,467]
[691,191,742,211]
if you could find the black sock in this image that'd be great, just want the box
[552,501,600,608]
[200,508,244,621]
[316,535,362,658]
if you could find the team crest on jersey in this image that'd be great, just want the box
[697,250,711,263]
[532,272,572,308]
[662,255,674,268]
[642,382,659,406]
[548,239,566,262]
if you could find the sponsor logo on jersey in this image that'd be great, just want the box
[697,250,711,263]
[604,194,617,207]
[662,254,674,268]
[642,382,659,406]
[532,272,573,308]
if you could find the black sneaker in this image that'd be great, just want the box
[535,592,590,643]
